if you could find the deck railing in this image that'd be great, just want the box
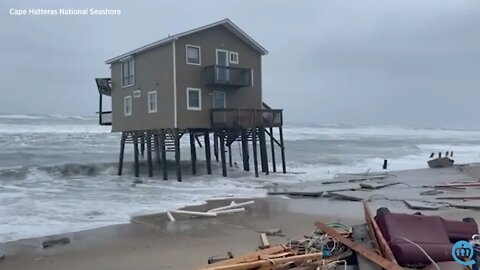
[211,108,283,128]
[204,65,251,87]
[97,111,112,126]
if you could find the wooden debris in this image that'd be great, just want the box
[207,201,254,213]
[203,245,290,268]
[42,237,71,248]
[403,200,446,210]
[437,196,480,200]
[314,221,402,270]
[359,182,400,190]
[420,190,443,196]
[363,201,398,264]
[166,211,175,222]
[435,183,480,188]
[200,252,322,270]
[0,253,5,260]
[170,209,217,217]
[352,224,382,270]
[214,208,245,215]
[260,228,284,237]
[259,233,270,249]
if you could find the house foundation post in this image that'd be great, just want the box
[279,126,286,173]
[252,127,259,178]
[219,130,227,177]
[204,131,212,175]
[174,128,182,182]
[118,132,126,176]
[189,130,197,175]
[241,129,249,171]
[269,127,276,173]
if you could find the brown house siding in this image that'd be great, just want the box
[175,25,262,129]
[111,43,174,132]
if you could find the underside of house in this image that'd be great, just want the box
[95,77,286,181]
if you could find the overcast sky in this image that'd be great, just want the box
[1,0,479,129]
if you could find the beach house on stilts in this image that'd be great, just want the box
[95,19,286,181]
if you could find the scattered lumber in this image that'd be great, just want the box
[359,182,400,190]
[437,196,480,200]
[434,183,480,188]
[314,221,403,270]
[207,201,254,212]
[403,200,446,210]
[203,245,291,268]
[259,233,270,249]
[170,210,217,217]
[200,253,323,270]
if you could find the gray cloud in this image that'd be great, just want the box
[1,0,479,129]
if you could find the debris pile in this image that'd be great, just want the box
[199,201,479,270]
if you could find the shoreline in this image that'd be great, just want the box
[2,165,480,269]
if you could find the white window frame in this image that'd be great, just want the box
[186,45,201,65]
[121,58,135,88]
[229,51,239,64]
[124,96,132,116]
[186,87,202,111]
[147,91,157,113]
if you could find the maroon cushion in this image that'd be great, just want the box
[375,213,453,266]
[443,219,478,241]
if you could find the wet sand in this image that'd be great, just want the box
[2,166,480,269]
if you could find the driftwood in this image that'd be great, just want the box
[259,233,270,249]
[314,221,402,270]
[42,237,70,248]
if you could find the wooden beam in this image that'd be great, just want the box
[219,131,227,177]
[241,130,249,171]
[133,135,140,177]
[204,245,290,268]
[117,132,125,175]
[146,132,153,177]
[363,201,398,264]
[279,126,286,173]
[228,145,232,167]
[214,133,219,162]
[201,253,322,270]
[189,131,197,175]
[314,221,402,270]
[204,131,212,175]
[161,131,168,180]
[259,128,269,175]
[259,233,270,249]
[252,127,259,177]
[174,128,182,182]
[269,127,276,173]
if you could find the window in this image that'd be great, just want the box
[187,88,201,110]
[229,52,239,64]
[147,91,157,113]
[124,96,132,116]
[186,45,201,65]
[121,58,134,87]
[133,90,141,98]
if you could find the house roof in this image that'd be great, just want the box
[105,19,268,64]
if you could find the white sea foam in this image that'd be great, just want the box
[2,118,480,243]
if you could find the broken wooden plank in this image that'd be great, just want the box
[359,182,400,190]
[447,201,480,210]
[435,183,480,188]
[170,210,217,217]
[437,196,480,200]
[200,252,322,270]
[363,201,398,265]
[207,201,254,212]
[203,244,290,268]
[315,220,402,270]
[403,200,446,210]
[259,233,270,249]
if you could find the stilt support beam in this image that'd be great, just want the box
[189,131,197,175]
[174,128,182,182]
[219,131,227,177]
[204,131,212,175]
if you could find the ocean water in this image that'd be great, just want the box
[1,114,480,243]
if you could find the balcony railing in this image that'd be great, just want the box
[97,111,112,126]
[204,65,251,87]
[211,108,283,128]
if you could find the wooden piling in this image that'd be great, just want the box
[154,134,161,167]
[189,131,197,175]
[269,127,276,173]
[213,133,219,162]
[279,126,286,173]
[146,132,153,177]
[161,131,168,180]
[259,128,269,175]
[140,136,145,158]
[118,132,126,175]
[252,127,259,177]
[133,135,140,177]
[204,131,212,175]
[228,145,232,167]
[241,129,249,171]
[174,128,182,182]
[219,131,227,177]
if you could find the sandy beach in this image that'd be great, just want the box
[2,165,480,269]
